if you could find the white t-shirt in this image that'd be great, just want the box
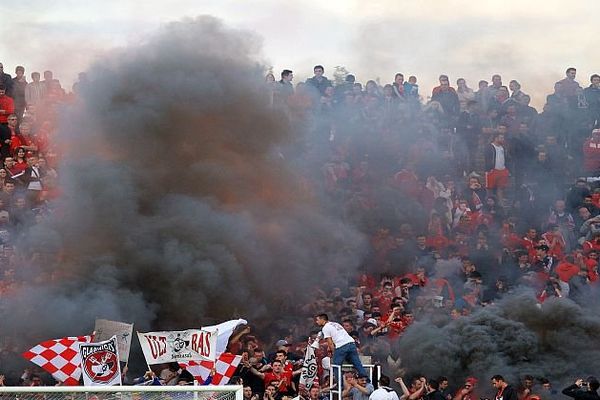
[369,387,399,400]
[28,166,43,191]
[322,321,355,348]
[492,143,506,170]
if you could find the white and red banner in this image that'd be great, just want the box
[94,319,133,363]
[203,319,247,355]
[180,352,242,385]
[78,336,121,386]
[22,335,94,386]
[137,329,217,365]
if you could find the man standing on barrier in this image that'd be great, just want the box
[314,313,368,378]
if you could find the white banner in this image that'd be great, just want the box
[203,319,247,356]
[94,319,134,363]
[137,329,217,365]
[299,344,318,390]
[78,336,121,386]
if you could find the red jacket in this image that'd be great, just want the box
[555,262,579,282]
[583,239,600,254]
[583,138,600,173]
[0,95,14,123]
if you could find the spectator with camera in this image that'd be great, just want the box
[562,378,600,400]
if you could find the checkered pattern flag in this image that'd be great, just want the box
[180,352,242,385]
[22,335,94,385]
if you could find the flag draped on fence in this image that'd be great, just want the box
[180,352,242,385]
[22,335,94,385]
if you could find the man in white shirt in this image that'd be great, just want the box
[314,313,368,378]
[369,376,399,400]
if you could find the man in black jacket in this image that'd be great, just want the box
[305,65,331,97]
[491,375,517,400]
[426,379,447,400]
[0,63,13,97]
[562,378,600,400]
[432,75,460,119]
[584,75,600,124]
[457,101,482,173]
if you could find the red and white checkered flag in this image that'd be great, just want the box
[180,352,242,385]
[22,335,94,386]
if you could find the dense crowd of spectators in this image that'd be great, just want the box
[233,65,600,400]
[0,63,71,291]
[0,61,599,396]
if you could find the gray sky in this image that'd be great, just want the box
[1,0,598,106]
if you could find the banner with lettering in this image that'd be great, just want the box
[78,335,122,386]
[137,329,217,365]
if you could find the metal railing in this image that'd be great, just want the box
[328,364,381,400]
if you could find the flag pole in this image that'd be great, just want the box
[136,331,154,378]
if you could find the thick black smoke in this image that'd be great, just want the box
[0,16,366,374]
[394,291,600,391]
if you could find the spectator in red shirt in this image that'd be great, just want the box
[0,85,14,125]
[583,128,600,174]
[249,359,298,395]
[17,122,38,155]
[583,232,600,254]
[522,227,539,261]
[381,303,405,339]
[556,255,580,283]
[12,147,27,174]
[541,224,566,259]
[584,250,599,282]
[404,266,429,288]
[453,377,479,400]
[374,279,395,313]
[3,156,18,178]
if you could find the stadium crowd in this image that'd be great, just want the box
[0,61,599,398]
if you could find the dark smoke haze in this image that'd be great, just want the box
[2,13,599,389]
[0,16,366,373]
[393,291,600,392]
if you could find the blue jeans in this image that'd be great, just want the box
[332,342,368,378]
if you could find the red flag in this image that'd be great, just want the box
[180,352,242,385]
[22,335,93,386]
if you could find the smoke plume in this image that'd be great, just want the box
[0,16,366,374]
[394,291,600,391]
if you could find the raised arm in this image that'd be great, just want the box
[395,377,411,400]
